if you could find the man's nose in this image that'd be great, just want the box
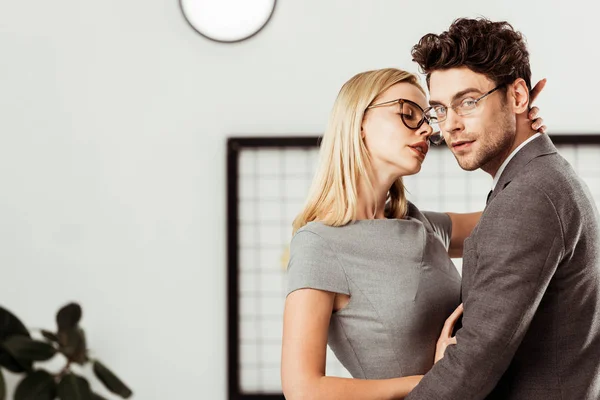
[442,108,464,135]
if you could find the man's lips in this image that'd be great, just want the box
[452,140,475,150]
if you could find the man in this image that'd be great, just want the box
[406,18,600,399]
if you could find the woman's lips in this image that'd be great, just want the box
[409,146,426,160]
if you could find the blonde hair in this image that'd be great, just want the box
[292,68,425,234]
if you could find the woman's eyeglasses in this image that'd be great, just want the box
[366,98,444,145]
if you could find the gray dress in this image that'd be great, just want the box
[286,202,461,379]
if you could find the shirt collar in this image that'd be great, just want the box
[491,133,542,190]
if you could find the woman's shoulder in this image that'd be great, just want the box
[294,221,346,244]
[406,200,425,218]
[406,201,442,225]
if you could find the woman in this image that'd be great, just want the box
[281,68,545,399]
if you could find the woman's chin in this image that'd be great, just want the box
[406,166,422,176]
[396,163,422,177]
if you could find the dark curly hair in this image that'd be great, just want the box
[411,18,531,91]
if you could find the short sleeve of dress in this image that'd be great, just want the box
[422,211,453,250]
[286,230,350,296]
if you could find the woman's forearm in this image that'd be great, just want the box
[284,374,422,400]
[447,211,482,257]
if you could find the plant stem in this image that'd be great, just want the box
[56,360,72,380]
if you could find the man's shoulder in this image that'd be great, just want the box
[479,152,580,237]
[483,155,566,221]
[503,152,576,200]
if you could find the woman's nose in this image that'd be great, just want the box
[418,120,433,138]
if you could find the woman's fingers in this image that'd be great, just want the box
[528,106,539,120]
[441,303,463,338]
[530,78,547,103]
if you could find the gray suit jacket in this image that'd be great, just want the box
[407,134,600,399]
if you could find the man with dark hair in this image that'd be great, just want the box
[406,18,600,399]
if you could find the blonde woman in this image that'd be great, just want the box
[281,68,545,399]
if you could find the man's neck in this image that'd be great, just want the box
[483,127,537,178]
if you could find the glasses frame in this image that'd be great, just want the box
[366,98,444,145]
[425,84,504,124]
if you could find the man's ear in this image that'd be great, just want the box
[509,78,530,114]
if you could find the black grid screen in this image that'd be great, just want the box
[226,135,600,399]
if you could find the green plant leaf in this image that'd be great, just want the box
[2,336,56,362]
[0,307,30,342]
[92,361,132,398]
[40,330,59,343]
[0,307,33,372]
[58,328,87,364]
[56,303,82,331]
[14,370,57,400]
[57,374,93,400]
[0,350,32,373]
[92,393,108,400]
[0,368,6,400]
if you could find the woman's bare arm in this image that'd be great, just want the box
[446,212,482,258]
[282,288,422,400]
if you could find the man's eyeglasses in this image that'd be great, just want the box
[366,98,444,145]
[425,84,504,124]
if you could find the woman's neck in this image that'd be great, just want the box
[355,168,399,220]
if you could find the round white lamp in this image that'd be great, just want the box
[180,0,277,43]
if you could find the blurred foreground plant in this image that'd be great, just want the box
[0,303,132,400]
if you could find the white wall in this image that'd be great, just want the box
[0,0,598,398]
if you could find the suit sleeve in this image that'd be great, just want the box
[406,185,565,399]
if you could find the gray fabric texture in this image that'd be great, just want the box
[407,134,600,400]
[287,203,461,378]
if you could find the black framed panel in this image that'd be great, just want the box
[226,134,600,399]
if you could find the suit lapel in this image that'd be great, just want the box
[485,135,557,207]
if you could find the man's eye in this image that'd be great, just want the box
[433,107,446,116]
[461,99,477,108]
